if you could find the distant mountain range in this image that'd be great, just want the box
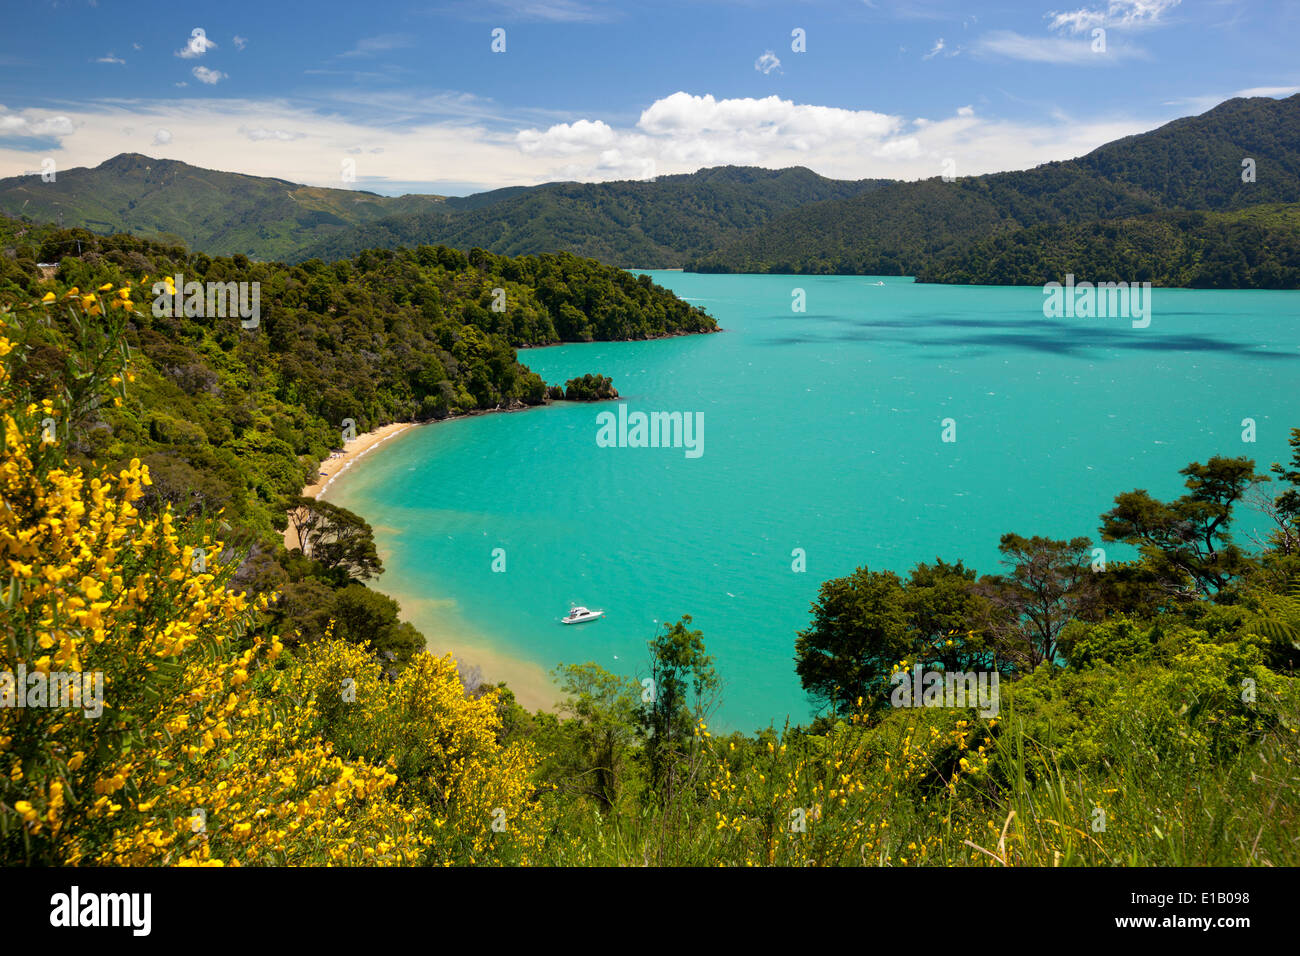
[1,94,1298,285]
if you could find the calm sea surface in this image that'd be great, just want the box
[329,273,1300,730]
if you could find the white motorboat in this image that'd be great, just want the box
[562,606,604,625]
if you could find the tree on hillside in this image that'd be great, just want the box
[328,584,425,666]
[902,559,997,671]
[639,616,720,798]
[1266,428,1300,554]
[795,562,996,718]
[1100,456,1266,598]
[795,568,909,717]
[980,534,1098,671]
[285,495,383,582]
[552,663,642,812]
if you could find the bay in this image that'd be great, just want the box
[328,273,1300,731]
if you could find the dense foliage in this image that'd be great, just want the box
[562,374,618,401]
[916,204,1300,287]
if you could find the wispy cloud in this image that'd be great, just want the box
[975,0,1177,65]
[95,53,126,65]
[338,34,416,58]
[240,126,306,141]
[436,0,616,22]
[973,29,1139,64]
[755,51,781,75]
[1048,0,1182,34]
[923,38,945,60]
[1165,84,1299,113]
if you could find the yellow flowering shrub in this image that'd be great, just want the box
[0,291,537,865]
[290,638,550,865]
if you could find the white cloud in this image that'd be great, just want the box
[977,0,1175,65]
[1167,85,1300,114]
[443,0,614,23]
[517,118,617,155]
[95,53,126,65]
[517,91,1161,183]
[192,66,228,85]
[755,51,781,75]
[176,28,217,59]
[233,35,248,51]
[1048,0,1181,34]
[0,111,74,137]
[1235,85,1300,98]
[0,91,1186,193]
[923,38,945,60]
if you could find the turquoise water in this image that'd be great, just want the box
[329,274,1300,731]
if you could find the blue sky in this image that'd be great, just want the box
[1,0,1297,195]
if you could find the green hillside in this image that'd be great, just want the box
[0,217,717,542]
[290,165,889,267]
[916,203,1300,287]
[688,94,1300,276]
[0,153,449,260]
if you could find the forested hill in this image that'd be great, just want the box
[0,157,886,269]
[688,94,1300,277]
[916,204,1300,288]
[0,152,449,262]
[291,166,888,267]
[0,219,716,543]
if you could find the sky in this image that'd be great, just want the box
[1,0,1297,196]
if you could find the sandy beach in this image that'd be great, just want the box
[282,421,414,549]
[282,417,562,713]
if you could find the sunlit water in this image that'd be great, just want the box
[329,274,1300,731]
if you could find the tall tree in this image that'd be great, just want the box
[1100,456,1266,598]
[981,534,1098,671]
[794,567,909,717]
[639,616,720,798]
[552,663,642,812]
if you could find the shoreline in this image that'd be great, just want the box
[280,323,720,711]
[282,403,570,712]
